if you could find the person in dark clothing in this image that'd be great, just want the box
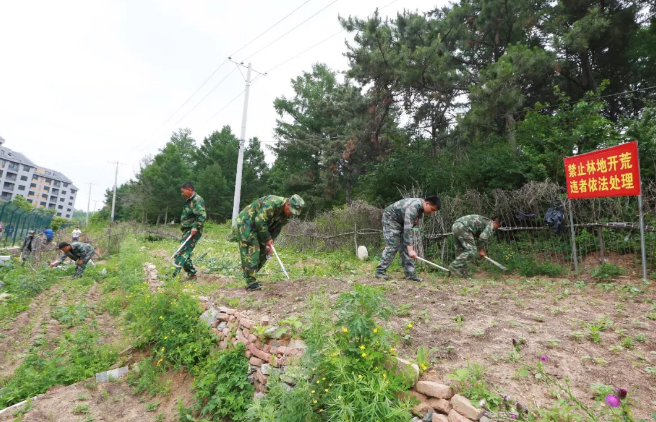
[20,230,37,265]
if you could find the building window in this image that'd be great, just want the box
[50,196,57,203]
[58,205,63,209]
[0,159,5,167]
[60,198,65,202]
[48,204,55,209]
[17,185,25,191]
[28,190,35,196]
[43,186,49,192]
[0,171,3,177]
[57,212,62,216]
[20,175,28,181]
[71,189,77,194]
[32,174,38,180]
[52,189,59,195]
[23,165,31,172]
[27,199,33,204]
[62,190,66,195]
[7,162,18,171]
[68,202,72,206]
[30,183,36,188]
[3,182,14,190]
[41,193,47,199]
[66,214,70,218]
[63,183,69,187]
[70,196,74,200]
[45,178,52,183]
[67,208,71,212]
[53,181,60,187]
[40,201,46,206]
[5,172,16,181]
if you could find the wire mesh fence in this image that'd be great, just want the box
[0,201,54,248]
[279,181,656,276]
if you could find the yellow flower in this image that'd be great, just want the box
[373,328,378,333]
[342,327,348,333]
[421,364,427,370]
[359,345,365,350]
[161,347,165,352]
[316,380,320,384]
[159,316,163,320]
[358,374,362,379]
[324,389,328,392]
[171,329,175,333]
[390,347,395,352]
[319,409,323,412]
[311,390,315,394]
[322,377,326,380]
[313,400,317,404]
[338,395,342,399]
[407,323,413,328]
[383,373,386,378]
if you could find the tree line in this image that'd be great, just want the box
[98,0,656,223]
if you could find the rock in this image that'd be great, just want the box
[288,339,306,349]
[198,295,210,302]
[245,351,252,358]
[357,245,369,261]
[423,410,435,421]
[0,293,12,302]
[217,313,229,322]
[260,316,270,326]
[265,326,280,338]
[390,357,419,385]
[254,392,265,399]
[416,381,454,400]
[412,402,434,417]
[248,343,272,362]
[248,334,257,343]
[217,322,227,330]
[450,395,484,421]
[240,318,254,329]
[249,357,264,366]
[480,417,491,422]
[433,414,449,422]
[247,374,254,384]
[261,363,272,375]
[95,366,129,383]
[427,398,451,414]
[200,308,219,327]
[447,410,473,422]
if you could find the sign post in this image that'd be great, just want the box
[564,141,646,280]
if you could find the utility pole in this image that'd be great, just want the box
[108,161,126,222]
[86,183,95,226]
[231,63,252,226]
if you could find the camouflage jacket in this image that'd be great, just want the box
[384,198,424,246]
[238,196,290,243]
[454,215,495,246]
[180,193,207,232]
[59,242,95,264]
[21,235,36,252]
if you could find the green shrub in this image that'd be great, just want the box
[127,357,170,397]
[516,258,567,278]
[592,263,626,280]
[246,285,413,422]
[191,345,254,421]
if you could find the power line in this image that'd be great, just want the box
[242,0,340,61]
[133,0,316,152]
[203,90,246,127]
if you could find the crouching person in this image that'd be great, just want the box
[51,241,95,278]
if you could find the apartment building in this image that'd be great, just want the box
[0,136,78,219]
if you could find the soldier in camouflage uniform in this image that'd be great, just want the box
[236,195,304,291]
[20,230,37,266]
[448,215,500,278]
[173,182,207,279]
[51,241,96,278]
[375,196,441,282]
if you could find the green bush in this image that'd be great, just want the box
[191,345,254,421]
[592,263,626,280]
[246,285,413,421]
[517,259,567,278]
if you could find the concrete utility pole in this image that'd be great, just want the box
[231,63,252,226]
[108,161,126,222]
[86,183,95,226]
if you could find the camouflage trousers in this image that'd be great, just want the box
[73,262,87,278]
[173,230,202,276]
[21,250,33,265]
[237,217,270,285]
[375,217,416,277]
[449,222,478,275]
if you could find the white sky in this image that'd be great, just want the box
[0,0,446,211]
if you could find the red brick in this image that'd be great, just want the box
[243,328,250,338]
[245,351,252,358]
[412,402,434,417]
[260,316,270,326]
[447,410,473,422]
[433,414,449,422]
[248,334,257,343]
[240,318,254,329]
[263,344,271,353]
[416,381,454,399]
[249,357,264,366]
[226,308,236,315]
[248,343,272,362]
[217,313,229,321]
[428,398,451,414]
[450,395,484,421]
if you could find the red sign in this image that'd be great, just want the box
[564,141,641,199]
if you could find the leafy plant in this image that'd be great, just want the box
[592,263,626,280]
[445,363,503,410]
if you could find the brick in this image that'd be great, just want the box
[427,398,451,414]
[288,339,306,349]
[245,350,252,358]
[270,346,280,355]
[412,402,434,417]
[450,395,484,421]
[211,320,219,329]
[260,316,270,326]
[236,332,247,344]
[254,369,268,384]
[248,334,257,343]
[240,318,254,329]
[249,357,264,366]
[229,315,236,322]
[226,308,237,315]
[263,344,271,353]
[217,313,229,321]
[416,381,454,399]
[248,343,272,362]
[222,328,230,336]
[243,328,250,338]
[390,357,419,386]
[447,409,473,422]
[433,414,449,422]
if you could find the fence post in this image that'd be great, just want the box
[568,199,578,273]
[638,194,648,281]
[12,211,24,247]
[597,225,605,263]
[353,222,357,256]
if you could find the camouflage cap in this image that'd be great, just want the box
[28,229,35,234]
[288,194,305,216]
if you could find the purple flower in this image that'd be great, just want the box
[540,355,548,362]
[510,413,517,419]
[503,395,511,402]
[615,388,627,400]
[605,394,621,407]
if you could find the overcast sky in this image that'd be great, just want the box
[0,0,446,211]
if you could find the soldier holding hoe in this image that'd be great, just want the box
[50,241,95,278]
[173,182,207,280]
[448,214,501,278]
[236,195,304,291]
[375,195,441,282]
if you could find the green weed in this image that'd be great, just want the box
[592,263,625,281]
